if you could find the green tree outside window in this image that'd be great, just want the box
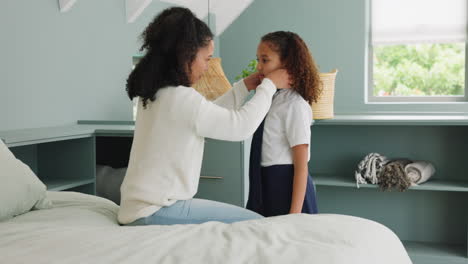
[373,43,465,96]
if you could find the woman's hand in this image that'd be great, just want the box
[265,69,292,89]
[243,72,262,91]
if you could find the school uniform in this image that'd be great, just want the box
[246,89,318,217]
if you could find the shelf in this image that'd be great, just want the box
[77,122,135,137]
[77,120,135,126]
[404,241,467,264]
[0,125,95,147]
[315,114,468,126]
[43,178,95,191]
[80,115,468,127]
[0,123,135,147]
[93,128,134,137]
[313,174,468,192]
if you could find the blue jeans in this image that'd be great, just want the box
[126,198,263,226]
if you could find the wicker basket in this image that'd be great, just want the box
[311,69,338,120]
[192,58,231,101]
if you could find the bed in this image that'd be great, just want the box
[0,139,411,264]
[0,191,412,264]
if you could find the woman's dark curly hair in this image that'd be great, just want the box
[261,31,322,103]
[126,7,213,108]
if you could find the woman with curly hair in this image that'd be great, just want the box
[118,7,292,226]
[247,31,321,216]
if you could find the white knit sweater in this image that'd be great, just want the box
[118,78,276,224]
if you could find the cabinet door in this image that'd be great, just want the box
[196,139,245,207]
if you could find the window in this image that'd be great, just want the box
[370,0,467,102]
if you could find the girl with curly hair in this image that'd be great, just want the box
[118,7,292,226]
[247,31,321,216]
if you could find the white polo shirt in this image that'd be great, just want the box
[260,89,313,167]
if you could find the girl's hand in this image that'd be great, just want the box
[265,69,292,89]
[243,72,262,91]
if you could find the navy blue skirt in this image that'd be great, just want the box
[246,120,318,217]
[264,165,318,216]
[247,164,318,217]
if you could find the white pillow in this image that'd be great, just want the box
[0,140,51,221]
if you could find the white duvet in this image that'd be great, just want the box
[0,192,412,264]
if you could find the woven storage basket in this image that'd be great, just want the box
[192,58,231,101]
[311,69,338,119]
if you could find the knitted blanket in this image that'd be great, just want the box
[355,153,388,187]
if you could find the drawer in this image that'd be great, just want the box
[200,139,242,176]
[195,139,245,206]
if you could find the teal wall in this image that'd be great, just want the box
[3,0,467,132]
[0,0,176,130]
[219,0,468,115]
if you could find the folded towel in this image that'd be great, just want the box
[404,161,435,185]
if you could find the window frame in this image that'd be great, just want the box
[367,0,468,103]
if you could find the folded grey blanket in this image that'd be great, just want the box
[96,165,126,204]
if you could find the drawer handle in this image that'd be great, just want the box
[200,176,223,180]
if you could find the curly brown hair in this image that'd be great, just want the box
[126,7,213,108]
[261,31,322,103]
